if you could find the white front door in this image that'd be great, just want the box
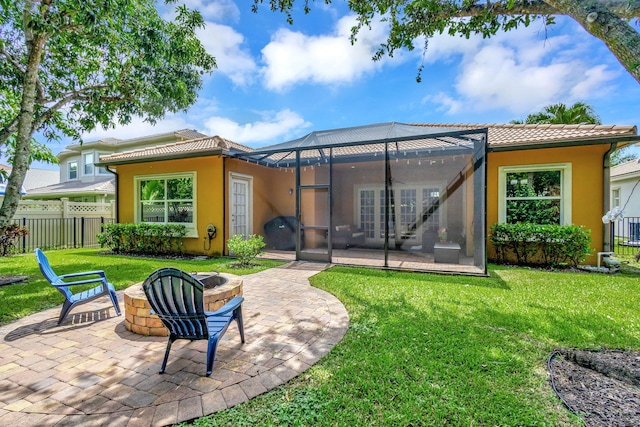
[229,173,252,238]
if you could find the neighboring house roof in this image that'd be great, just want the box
[97,122,640,166]
[98,135,253,165]
[21,168,60,190]
[58,129,209,160]
[0,164,58,194]
[611,159,640,180]
[24,176,114,199]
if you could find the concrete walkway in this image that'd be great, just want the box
[0,262,349,426]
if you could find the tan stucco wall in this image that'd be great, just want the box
[111,143,610,265]
[487,144,610,264]
[225,159,296,247]
[114,156,225,256]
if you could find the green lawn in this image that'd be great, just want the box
[183,263,640,427]
[0,248,282,325]
[2,249,639,426]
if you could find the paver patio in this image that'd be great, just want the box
[0,262,348,426]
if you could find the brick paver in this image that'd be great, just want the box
[0,262,348,426]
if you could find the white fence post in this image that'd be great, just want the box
[61,198,70,219]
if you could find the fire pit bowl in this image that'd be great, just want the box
[192,272,229,289]
[124,272,243,336]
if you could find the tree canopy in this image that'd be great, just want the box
[254,1,640,84]
[0,0,216,224]
[512,102,637,165]
[511,102,602,125]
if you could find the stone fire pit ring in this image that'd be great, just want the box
[123,272,243,336]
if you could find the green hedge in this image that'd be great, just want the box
[97,223,187,255]
[489,223,592,267]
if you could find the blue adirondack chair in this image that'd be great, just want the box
[35,248,122,325]
[142,267,245,376]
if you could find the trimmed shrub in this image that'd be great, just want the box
[227,234,265,267]
[0,224,28,256]
[490,223,592,267]
[97,223,187,255]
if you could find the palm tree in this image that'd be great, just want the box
[511,102,601,125]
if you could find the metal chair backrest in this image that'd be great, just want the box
[142,267,209,339]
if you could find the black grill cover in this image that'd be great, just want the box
[263,216,302,250]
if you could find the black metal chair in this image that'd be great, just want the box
[142,267,245,376]
[35,248,121,324]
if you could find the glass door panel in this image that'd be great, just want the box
[298,187,330,262]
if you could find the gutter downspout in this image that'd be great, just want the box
[105,165,119,223]
[603,143,617,252]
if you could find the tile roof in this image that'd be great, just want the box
[25,177,115,197]
[98,123,639,165]
[0,165,59,191]
[98,135,252,164]
[611,159,640,178]
[414,123,638,148]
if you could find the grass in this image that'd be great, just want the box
[2,249,639,425]
[0,248,282,325]
[180,263,640,427]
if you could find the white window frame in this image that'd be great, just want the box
[96,152,110,175]
[68,161,78,180]
[228,171,254,238]
[134,172,198,237]
[611,187,621,209]
[355,182,447,244]
[498,163,572,225]
[83,152,94,176]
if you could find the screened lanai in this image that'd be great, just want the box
[232,122,488,275]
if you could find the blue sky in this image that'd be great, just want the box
[35,1,640,168]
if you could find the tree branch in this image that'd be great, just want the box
[430,1,640,20]
[0,118,19,148]
[0,46,26,74]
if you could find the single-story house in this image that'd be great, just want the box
[98,122,640,275]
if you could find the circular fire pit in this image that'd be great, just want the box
[123,272,243,336]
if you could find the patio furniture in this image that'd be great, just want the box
[142,267,245,376]
[433,242,461,264]
[35,248,122,325]
[332,225,365,249]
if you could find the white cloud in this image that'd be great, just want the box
[570,65,619,99]
[204,109,311,145]
[421,23,618,116]
[260,15,400,91]
[454,44,574,114]
[197,22,258,86]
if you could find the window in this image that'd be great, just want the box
[96,152,110,175]
[498,163,572,225]
[68,161,78,180]
[136,173,196,231]
[612,188,621,209]
[83,153,94,175]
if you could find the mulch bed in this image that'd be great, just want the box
[549,348,640,426]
